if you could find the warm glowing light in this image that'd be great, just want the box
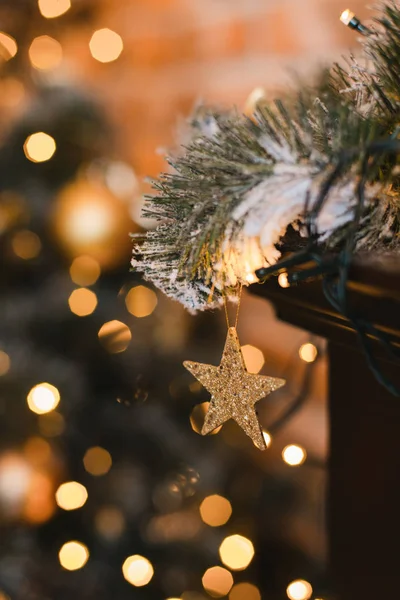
[12,230,41,259]
[219,534,255,571]
[244,87,266,116]
[200,494,232,527]
[278,272,290,288]
[286,579,313,600]
[299,343,318,363]
[0,351,10,376]
[202,566,234,598]
[27,383,60,414]
[125,285,158,318]
[24,132,56,163]
[38,411,65,437]
[262,430,272,448]
[95,506,125,540]
[282,444,307,466]
[0,591,10,600]
[56,481,88,511]
[38,0,71,19]
[229,582,261,600]
[70,255,101,286]
[68,288,98,317]
[340,9,355,26]
[0,453,31,509]
[190,402,222,435]
[122,555,154,587]
[59,541,89,571]
[28,35,63,70]
[23,437,51,466]
[0,78,25,108]
[241,345,264,373]
[98,320,132,353]
[83,446,112,476]
[0,32,18,60]
[89,29,123,63]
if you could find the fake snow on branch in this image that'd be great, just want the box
[132,1,400,312]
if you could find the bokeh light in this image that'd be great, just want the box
[262,430,272,448]
[282,444,307,466]
[229,582,261,600]
[11,230,41,259]
[199,494,232,527]
[56,481,88,511]
[0,351,10,376]
[83,446,112,476]
[219,535,255,571]
[68,288,98,317]
[278,272,290,288]
[70,255,101,286]
[27,383,60,414]
[122,555,154,587]
[98,320,132,353]
[95,506,125,540]
[241,345,265,373]
[0,32,18,60]
[24,132,56,163]
[59,541,89,571]
[202,566,234,598]
[125,285,158,318]
[299,343,318,363]
[286,579,313,600]
[23,437,51,466]
[28,35,63,70]
[190,402,222,435]
[38,0,71,19]
[89,28,124,63]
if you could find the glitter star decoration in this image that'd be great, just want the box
[184,327,285,450]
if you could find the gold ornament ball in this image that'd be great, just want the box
[52,179,134,269]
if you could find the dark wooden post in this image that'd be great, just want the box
[250,257,400,600]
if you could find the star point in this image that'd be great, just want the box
[184,327,285,450]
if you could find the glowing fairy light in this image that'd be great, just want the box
[286,579,313,600]
[125,285,158,318]
[199,494,232,527]
[68,288,98,317]
[24,132,56,163]
[56,482,88,511]
[38,0,71,19]
[278,272,290,288]
[282,444,307,466]
[69,256,101,286]
[89,29,123,63]
[299,343,318,363]
[340,9,370,34]
[83,447,112,476]
[28,35,63,70]
[262,430,272,448]
[98,320,132,353]
[229,582,261,600]
[219,535,254,571]
[122,555,154,587]
[202,566,234,597]
[0,32,18,60]
[11,230,41,259]
[27,383,60,414]
[59,541,89,571]
[241,345,265,373]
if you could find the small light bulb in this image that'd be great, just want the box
[340,9,355,26]
[278,272,290,288]
[282,444,307,467]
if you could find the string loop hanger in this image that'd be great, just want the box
[223,284,243,330]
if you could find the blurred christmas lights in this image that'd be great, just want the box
[68,288,98,317]
[299,343,318,363]
[122,555,154,587]
[83,446,112,476]
[286,579,313,600]
[89,29,123,63]
[282,444,307,466]
[0,350,10,376]
[59,541,89,571]
[278,272,290,288]
[56,481,88,511]
[98,320,132,353]
[202,566,234,598]
[219,535,254,571]
[38,0,71,19]
[241,344,264,373]
[199,494,232,527]
[27,382,60,414]
[69,255,101,286]
[190,402,222,435]
[125,285,158,318]
[95,506,125,540]
[262,430,272,447]
[0,32,18,60]
[28,35,63,70]
[11,230,42,259]
[229,582,261,600]
[24,132,56,163]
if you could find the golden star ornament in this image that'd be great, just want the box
[184,327,286,450]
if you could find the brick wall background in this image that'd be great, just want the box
[64,0,373,179]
